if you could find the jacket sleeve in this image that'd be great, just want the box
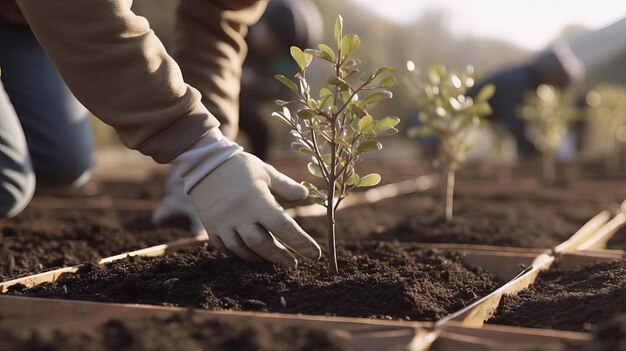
[15,0,263,163]
[174,0,267,140]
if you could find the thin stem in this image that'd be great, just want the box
[542,149,556,184]
[443,158,455,222]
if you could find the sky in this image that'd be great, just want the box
[350,0,626,50]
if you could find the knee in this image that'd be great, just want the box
[34,147,94,188]
[0,170,35,218]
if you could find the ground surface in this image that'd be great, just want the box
[489,259,626,332]
[8,242,500,322]
[0,207,189,281]
[0,312,351,351]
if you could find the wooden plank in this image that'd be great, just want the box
[437,254,554,328]
[0,295,433,351]
[553,210,611,254]
[577,212,626,251]
[0,236,207,292]
[433,321,590,351]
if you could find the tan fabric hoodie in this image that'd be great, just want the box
[14,0,267,163]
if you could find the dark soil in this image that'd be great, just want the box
[0,207,189,281]
[489,260,626,331]
[8,242,501,321]
[296,193,612,249]
[0,312,351,351]
[591,313,626,351]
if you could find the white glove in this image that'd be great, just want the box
[173,129,321,267]
[152,167,206,237]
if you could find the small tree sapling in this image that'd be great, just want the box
[518,84,580,183]
[586,85,626,176]
[272,16,399,274]
[407,64,494,221]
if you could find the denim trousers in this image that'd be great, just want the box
[0,20,94,218]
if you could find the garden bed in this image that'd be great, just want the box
[0,312,352,351]
[6,242,502,322]
[0,207,189,281]
[488,259,626,332]
[295,191,621,249]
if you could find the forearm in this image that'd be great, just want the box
[174,0,267,139]
[16,0,218,163]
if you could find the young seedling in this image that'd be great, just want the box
[407,64,494,222]
[272,16,399,274]
[586,85,626,176]
[518,84,580,183]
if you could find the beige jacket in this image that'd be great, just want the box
[15,0,267,163]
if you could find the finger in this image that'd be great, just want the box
[264,164,308,201]
[260,210,321,261]
[209,235,234,257]
[237,223,297,267]
[219,231,264,262]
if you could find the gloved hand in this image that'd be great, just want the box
[188,152,321,267]
[152,167,206,237]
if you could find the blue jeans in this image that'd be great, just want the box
[0,20,94,218]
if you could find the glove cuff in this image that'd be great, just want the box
[172,128,243,193]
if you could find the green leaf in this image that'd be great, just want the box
[360,69,375,85]
[327,75,349,91]
[376,116,400,130]
[374,65,393,77]
[301,181,318,191]
[356,140,382,154]
[358,173,381,187]
[320,87,333,97]
[377,76,397,88]
[358,114,374,132]
[290,46,309,71]
[340,34,360,58]
[291,142,314,156]
[377,127,398,136]
[297,108,317,119]
[363,91,392,105]
[319,95,333,109]
[471,102,493,116]
[271,111,292,127]
[476,83,496,102]
[346,173,360,186]
[334,16,343,47]
[322,154,332,165]
[275,74,298,95]
[318,44,335,61]
[274,99,291,106]
[307,162,324,178]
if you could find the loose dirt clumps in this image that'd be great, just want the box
[0,313,351,351]
[489,260,626,331]
[9,242,500,321]
[296,194,608,248]
[0,207,189,281]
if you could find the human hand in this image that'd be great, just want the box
[152,170,206,237]
[189,152,321,267]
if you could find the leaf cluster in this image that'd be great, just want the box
[586,84,626,147]
[518,84,581,152]
[407,64,494,168]
[272,16,399,209]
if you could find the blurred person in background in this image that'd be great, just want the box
[0,0,322,267]
[471,18,626,156]
[153,0,323,234]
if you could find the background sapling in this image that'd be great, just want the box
[585,84,626,176]
[407,63,494,222]
[272,16,399,274]
[518,84,580,184]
